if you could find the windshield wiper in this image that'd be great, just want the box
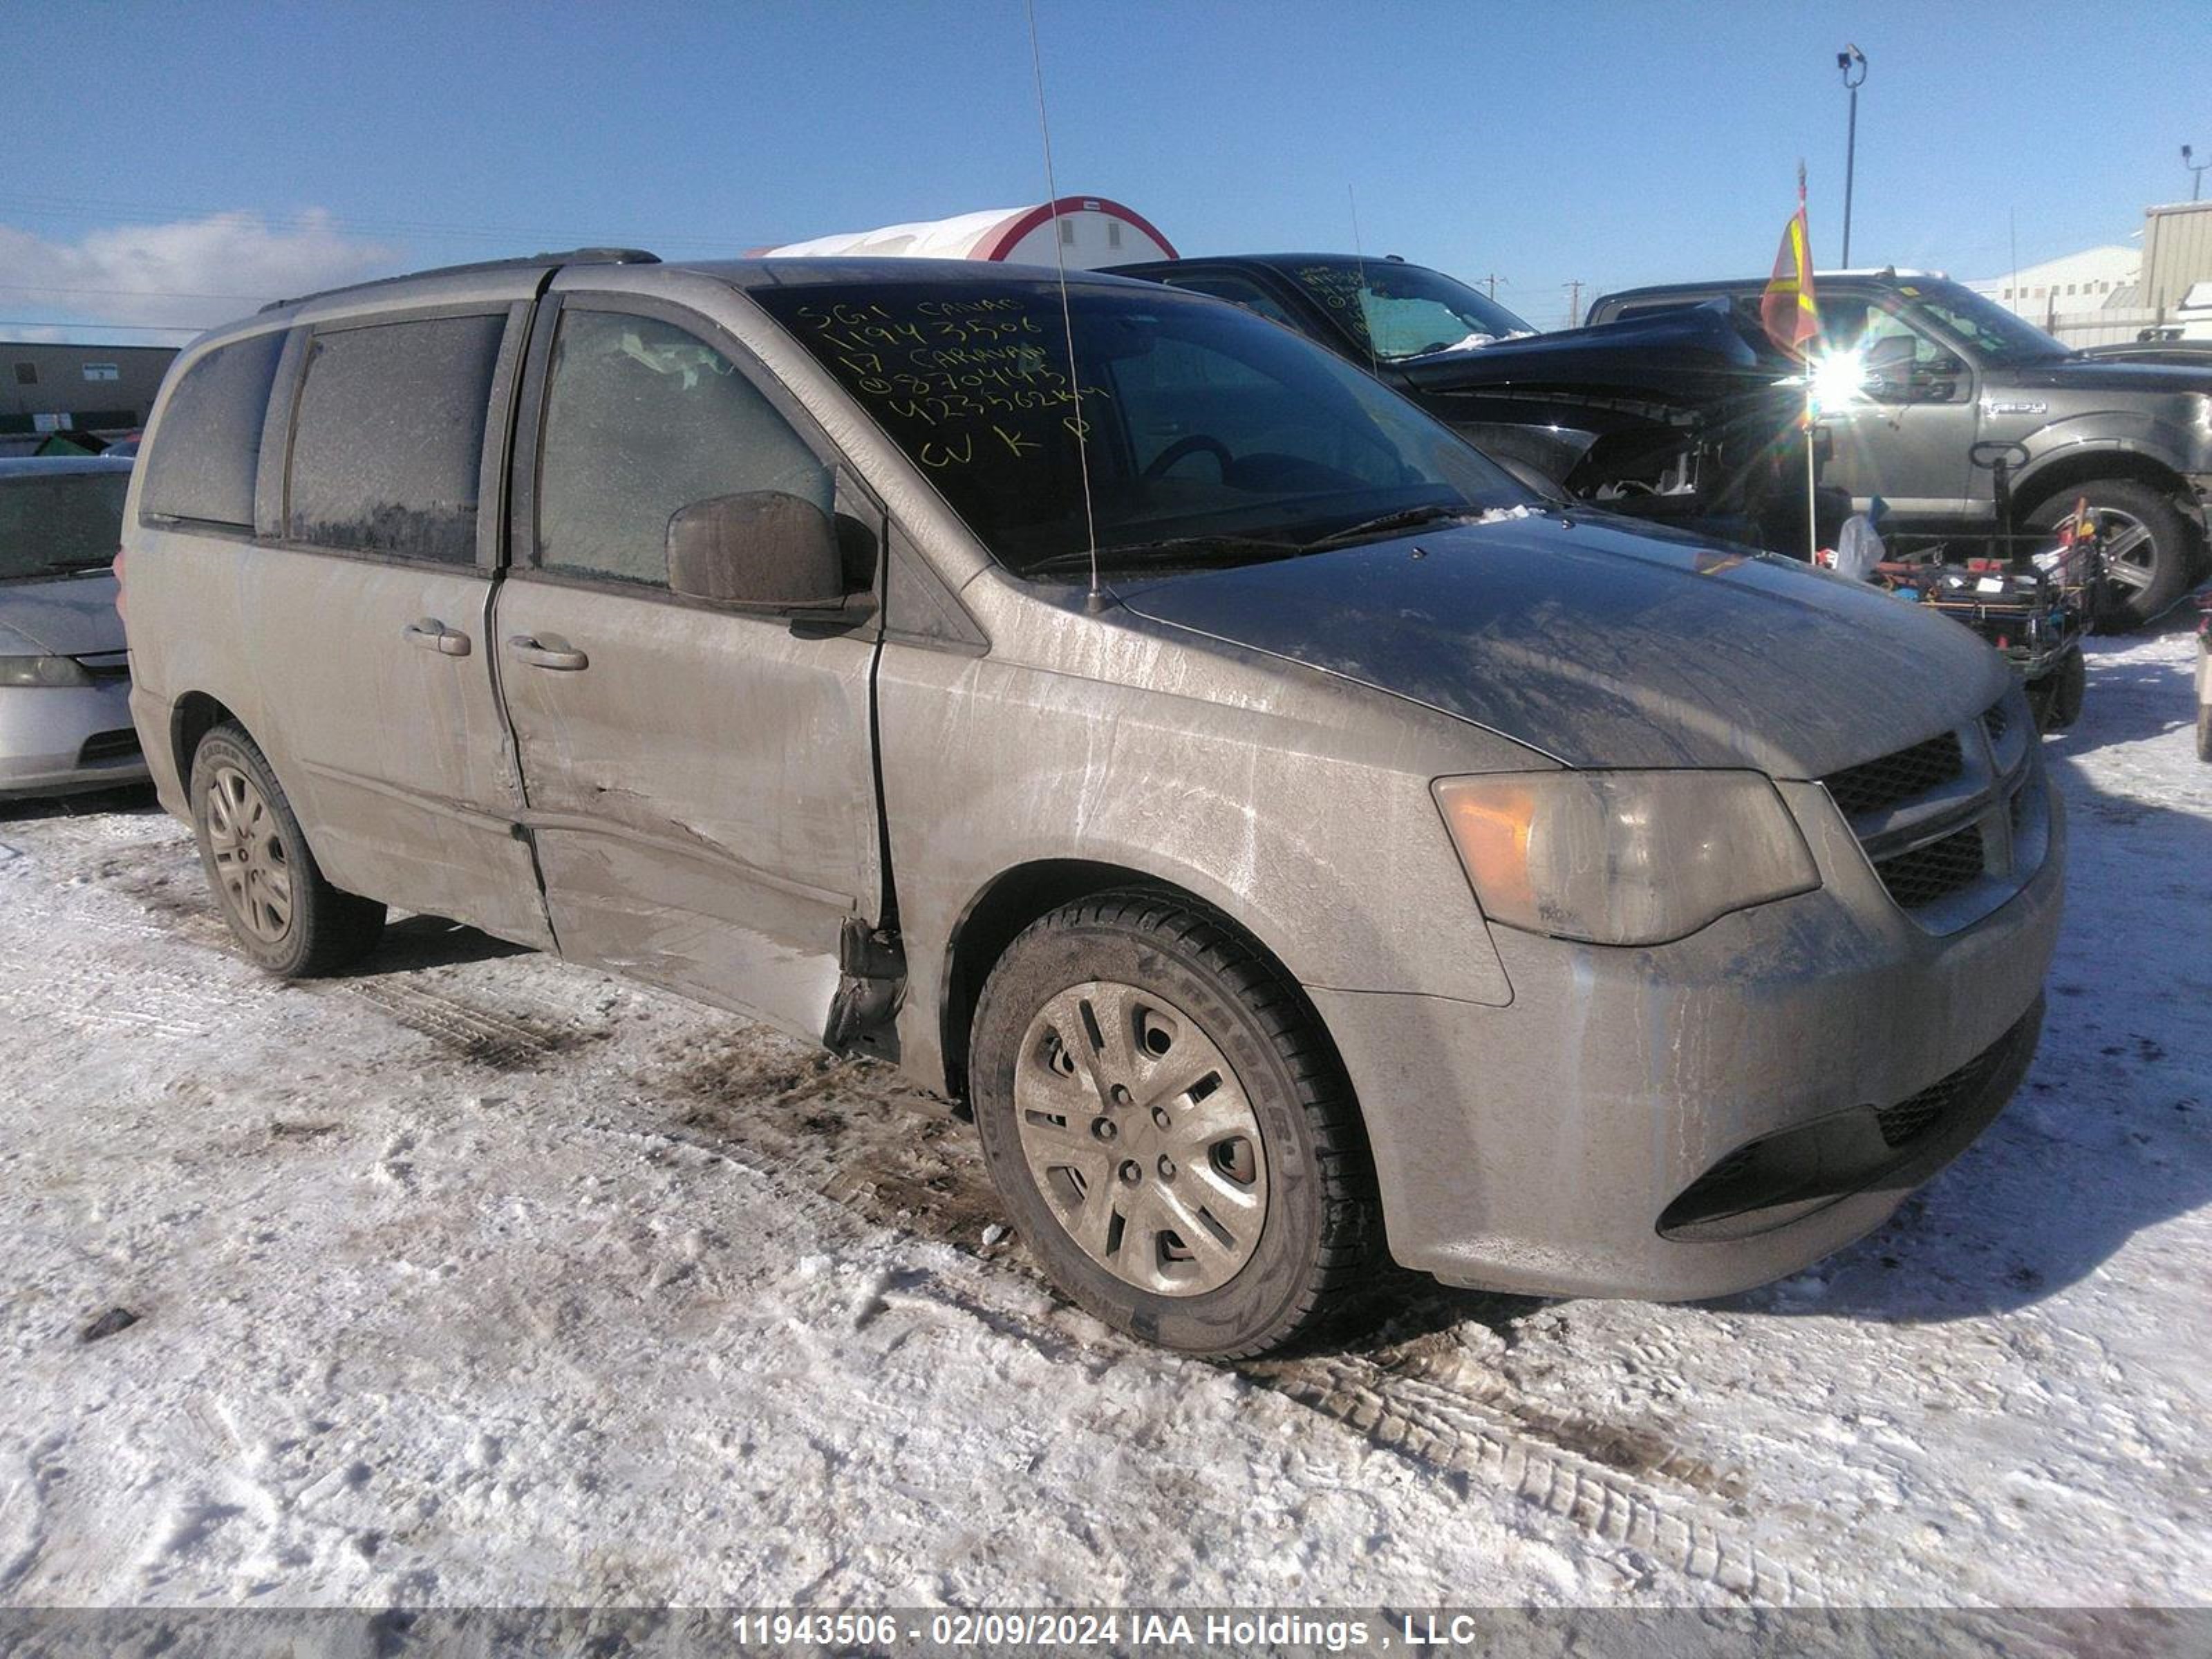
[1023,534,1299,577]
[1294,503,1491,553]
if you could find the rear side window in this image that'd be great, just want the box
[140,331,285,527]
[287,313,505,563]
[535,308,832,588]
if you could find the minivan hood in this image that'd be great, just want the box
[1116,514,2010,778]
[0,572,126,657]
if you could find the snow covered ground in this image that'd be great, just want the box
[1,627,2206,1612]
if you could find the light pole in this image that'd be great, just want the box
[2186,144,2209,202]
[1838,44,1868,265]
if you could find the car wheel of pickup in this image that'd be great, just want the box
[190,724,386,977]
[2027,480,2191,632]
[969,891,1382,1358]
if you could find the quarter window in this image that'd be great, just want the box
[535,309,832,588]
[287,313,504,563]
[140,330,286,528]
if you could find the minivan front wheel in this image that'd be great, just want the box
[969,892,1382,1358]
[190,724,386,977]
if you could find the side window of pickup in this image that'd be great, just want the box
[535,308,833,588]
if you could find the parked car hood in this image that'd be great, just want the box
[1396,302,1777,404]
[0,572,126,657]
[1116,512,2010,778]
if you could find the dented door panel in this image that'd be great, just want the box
[494,577,880,1040]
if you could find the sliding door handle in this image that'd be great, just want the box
[402,618,471,656]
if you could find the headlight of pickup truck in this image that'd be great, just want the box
[0,656,94,688]
[1434,771,1819,946]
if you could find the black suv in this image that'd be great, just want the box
[1588,272,2212,628]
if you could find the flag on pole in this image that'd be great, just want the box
[1761,165,1821,359]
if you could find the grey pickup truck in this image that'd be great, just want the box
[1589,272,2212,628]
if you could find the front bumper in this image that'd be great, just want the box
[0,677,149,800]
[1316,764,2065,1302]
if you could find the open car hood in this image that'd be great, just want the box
[1396,301,1779,404]
[1116,512,2010,778]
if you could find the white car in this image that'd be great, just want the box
[0,456,147,800]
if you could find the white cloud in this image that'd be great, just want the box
[0,210,398,332]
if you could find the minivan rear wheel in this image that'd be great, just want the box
[190,724,385,977]
[968,892,1382,1358]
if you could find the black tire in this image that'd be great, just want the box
[189,723,386,977]
[969,891,1383,1358]
[2025,479,2193,632]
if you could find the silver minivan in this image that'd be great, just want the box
[120,250,2062,1356]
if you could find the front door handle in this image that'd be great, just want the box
[402,618,471,657]
[506,633,589,672]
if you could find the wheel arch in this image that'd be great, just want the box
[169,691,241,791]
[937,859,1353,1112]
[2010,445,2199,525]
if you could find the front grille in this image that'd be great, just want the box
[1822,730,1964,820]
[1876,1019,2030,1148]
[77,729,142,765]
[1874,823,1985,909]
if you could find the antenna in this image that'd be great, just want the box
[1024,0,1107,612]
[1346,185,1380,377]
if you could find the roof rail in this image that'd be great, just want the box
[258,247,659,313]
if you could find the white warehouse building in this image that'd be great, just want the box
[1964,244,2141,326]
[758,195,1177,270]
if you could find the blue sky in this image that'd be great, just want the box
[5,0,2208,342]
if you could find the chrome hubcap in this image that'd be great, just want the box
[205,764,293,944]
[2094,509,2155,593]
[1013,980,1268,1297]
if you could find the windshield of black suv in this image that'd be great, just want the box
[1886,279,2072,367]
[1280,258,1537,362]
[753,278,1528,577]
[0,469,130,581]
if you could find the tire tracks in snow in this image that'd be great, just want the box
[21,806,1830,1605]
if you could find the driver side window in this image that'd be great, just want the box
[536,308,832,587]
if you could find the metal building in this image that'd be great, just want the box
[3,343,178,449]
[2141,200,2212,315]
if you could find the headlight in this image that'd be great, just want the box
[0,655,94,688]
[1433,770,1820,946]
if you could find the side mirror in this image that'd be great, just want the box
[1862,335,1917,383]
[667,491,845,610]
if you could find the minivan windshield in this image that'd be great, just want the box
[753,277,1526,577]
[1282,258,1538,360]
[0,470,131,581]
